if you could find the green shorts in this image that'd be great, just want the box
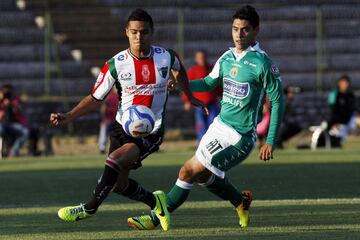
[195,117,256,178]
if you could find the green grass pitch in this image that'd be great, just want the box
[1,146,360,239]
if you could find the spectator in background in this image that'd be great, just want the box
[0,84,29,157]
[327,75,356,145]
[257,96,271,147]
[182,50,221,142]
[276,86,303,148]
[98,87,118,154]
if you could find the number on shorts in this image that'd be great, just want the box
[206,139,223,155]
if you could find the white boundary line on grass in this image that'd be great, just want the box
[255,198,360,203]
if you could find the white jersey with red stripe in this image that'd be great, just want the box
[92,45,181,134]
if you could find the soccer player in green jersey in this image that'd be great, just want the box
[128,5,285,230]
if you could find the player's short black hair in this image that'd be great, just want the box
[232,5,259,29]
[127,8,154,31]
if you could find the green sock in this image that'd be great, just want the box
[204,175,242,207]
[167,184,192,212]
[150,179,193,226]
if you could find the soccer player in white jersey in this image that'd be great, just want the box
[50,9,206,231]
[128,5,285,230]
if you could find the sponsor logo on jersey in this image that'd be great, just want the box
[223,95,244,107]
[120,72,132,81]
[243,60,257,68]
[229,67,238,78]
[200,149,207,159]
[270,64,280,75]
[124,83,166,95]
[142,64,150,82]
[118,53,128,61]
[158,66,168,78]
[223,78,250,99]
[154,47,164,54]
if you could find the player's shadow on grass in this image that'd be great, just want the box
[0,162,359,207]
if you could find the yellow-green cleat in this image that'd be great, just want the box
[127,215,156,230]
[236,191,253,228]
[57,204,92,222]
[152,190,170,231]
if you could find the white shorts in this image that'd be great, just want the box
[195,117,256,178]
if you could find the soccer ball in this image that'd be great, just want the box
[121,105,155,138]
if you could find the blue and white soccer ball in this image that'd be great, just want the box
[121,105,155,138]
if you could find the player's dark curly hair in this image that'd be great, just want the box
[127,8,154,31]
[232,5,259,28]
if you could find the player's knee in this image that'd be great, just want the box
[108,152,135,169]
[107,154,125,169]
[196,172,213,185]
[178,164,196,182]
[107,144,140,169]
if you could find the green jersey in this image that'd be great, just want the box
[190,43,285,146]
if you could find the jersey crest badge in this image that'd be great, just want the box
[158,66,168,78]
[230,67,238,78]
[142,64,150,82]
[270,64,280,75]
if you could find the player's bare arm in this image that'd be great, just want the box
[259,144,273,161]
[50,94,101,126]
[172,67,209,115]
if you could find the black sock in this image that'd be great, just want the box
[84,165,119,214]
[113,178,156,209]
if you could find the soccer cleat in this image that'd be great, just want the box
[57,204,92,222]
[236,191,253,228]
[127,215,156,230]
[152,190,170,231]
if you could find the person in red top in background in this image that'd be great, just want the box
[98,87,119,154]
[182,50,221,142]
[0,84,29,157]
